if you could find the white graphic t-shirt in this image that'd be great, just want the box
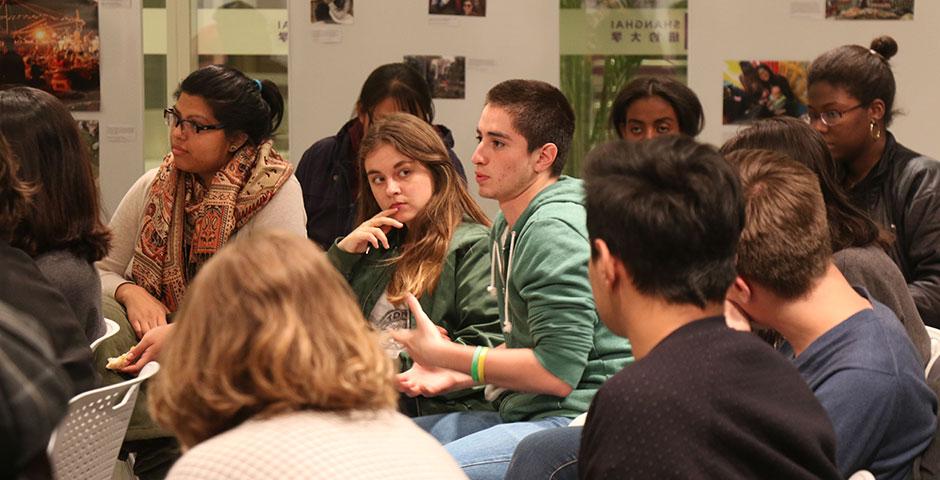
[368,292,411,357]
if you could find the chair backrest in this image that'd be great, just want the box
[925,327,940,376]
[913,327,940,480]
[47,362,161,480]
[89,318,120,351]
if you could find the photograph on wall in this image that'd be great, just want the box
[0,0,100,111]
[560,0,688,176]
[404,55,466,99]
[826,0,913,20]
[76,119,99,177]
[722,60,808,125]
[585,0,686,8]
[311,0,354,25]
[429,0,486,17]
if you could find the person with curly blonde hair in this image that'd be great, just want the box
[149,230,465,480]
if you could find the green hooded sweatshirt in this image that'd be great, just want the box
[489,176,633,422]
[327,220,504,415]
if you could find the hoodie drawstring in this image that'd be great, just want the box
[487,230,517,334]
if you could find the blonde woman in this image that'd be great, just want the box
[149,230,465,480]
[327,113,501,416]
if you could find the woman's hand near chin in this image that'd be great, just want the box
[336,208,403,254]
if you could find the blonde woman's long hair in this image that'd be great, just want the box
[357,113,490,304]
[149,230,397,449]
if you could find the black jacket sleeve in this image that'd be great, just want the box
[899,156,940,327]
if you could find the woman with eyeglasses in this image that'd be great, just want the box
[806,36,940,328]
[95,64,304,477]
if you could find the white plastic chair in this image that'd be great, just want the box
[47,362,160,480]
[89,318,120,351]
[925,326,940,376]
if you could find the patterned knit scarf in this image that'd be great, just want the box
[131,140,293,312]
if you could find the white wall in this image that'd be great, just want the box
[104,1,940,216]
[689,0,940,158]
[90,0,146,216]
[288,1,560,218]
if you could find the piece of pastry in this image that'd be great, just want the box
[106,352,132,370]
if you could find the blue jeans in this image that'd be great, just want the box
[414,411,571,480]
[504,426,581,480]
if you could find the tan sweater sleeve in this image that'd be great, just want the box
[96,169,158,298]
[98,171,306,298]
[239,175,308,238]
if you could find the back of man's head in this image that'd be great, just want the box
[727,149,832,299]
[485,79,575,177]
[584,135,743,308]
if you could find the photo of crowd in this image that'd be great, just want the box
[0,0,100,111]
[722,60,807,125]
[76,119,99,176]
[826,0,914,20]
[311,0,354,25]
[584,0,686,7]
[429,0,486,17]
[404,55,466,99]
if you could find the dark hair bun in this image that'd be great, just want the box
[870,36,898,60]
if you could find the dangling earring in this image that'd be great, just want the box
[869,120,882,141]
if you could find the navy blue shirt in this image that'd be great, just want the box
[581,317,841,479]
[781,289,937,479]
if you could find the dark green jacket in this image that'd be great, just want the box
[489,176,633,422]
[327,221,503,415]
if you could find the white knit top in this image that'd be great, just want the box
[166,410,467,480]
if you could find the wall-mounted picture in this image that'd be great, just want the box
[826,0,914,20]
[76,119,99,177]
[311,0,354,25]
[585,0,687,7]
[404,55,466,99]
[0,0,100,111]
[429,0,486,17]
[722,60,808,125]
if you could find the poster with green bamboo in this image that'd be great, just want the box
[559,0,688,176]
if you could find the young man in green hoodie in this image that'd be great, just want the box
[392,79,632,480]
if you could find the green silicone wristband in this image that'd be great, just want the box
[470,346,483,383]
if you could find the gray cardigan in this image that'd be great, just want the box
[35,250,105,343]
[834,244,931,366]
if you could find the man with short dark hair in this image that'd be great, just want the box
[578,137,842,479]
[392,79,631,479]
[726,148,936,480]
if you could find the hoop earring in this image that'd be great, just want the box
[229,145,238,152]
[870,120,882,141]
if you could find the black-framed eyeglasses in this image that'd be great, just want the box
[800,103,865,127]
[163,108,225,135]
